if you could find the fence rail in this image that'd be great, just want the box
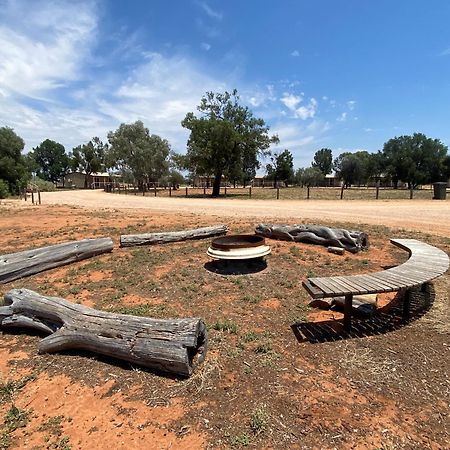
[104,185,446,201]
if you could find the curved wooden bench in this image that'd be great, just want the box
[303,239,449,331]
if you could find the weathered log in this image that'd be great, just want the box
[0,289,207,377]
[332,294,378,317]
[0,238,114,284]
[255,224,369,253]
[120,225,228,247]
[328,246,345,255]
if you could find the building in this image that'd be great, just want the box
[57,172,117,189]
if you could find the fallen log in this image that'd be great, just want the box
[0,238,114,284]
[0,289,207,377]
[255,224,369,253]
[120,225,228,247]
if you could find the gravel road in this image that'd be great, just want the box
[31,189,450,237]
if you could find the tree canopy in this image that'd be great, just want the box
[72,137,107,188]
[312,148,333,175]
[0,127,28,194]
[333,151,371,187]
[266,149,294,187]
[107,121,170,188]
[295,166,323,187]
[31,139,69,184]
[181,90,279,196]
[381,133,448,188]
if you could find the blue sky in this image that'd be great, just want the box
[1,0,449,170]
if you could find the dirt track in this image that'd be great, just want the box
[34,189,450,237]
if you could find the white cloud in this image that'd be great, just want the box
[0,0,97,99]
[347,100,356,110]
[280,93,317,120]
[290,50,300,57]
[197,1,223,20]
[280,93,303,110]
[201,42,211,51]
[337,112,347,122]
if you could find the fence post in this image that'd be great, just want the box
[154,185,157,197]
[249,187,252,198]
[169,186,172,197]
[24,190,27,201]
[38,190,41,205]
[185,187,188,197]
[410,187,413,199]
[31,191,35,204]
[276,187,280,199]
[307,186,310,199]
[203,186,206,197]
[224,186,227,197]
[376,181,380,200]
[340,184,345,200]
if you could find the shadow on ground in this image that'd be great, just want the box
[204,258,267,275]
[292,284,435,343]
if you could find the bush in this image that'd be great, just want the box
[29,177,56,192]
[0,179,9,199]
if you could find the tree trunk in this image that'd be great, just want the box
[0,289,207,377]
[0,238,114,284]
[255,224,369,253]
[120,225,228,247]
[84,174,89,189]
[212,172,222,197]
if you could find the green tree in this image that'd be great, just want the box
[334,151,370,187]
[33,139,69,184]
[72,137,107,188]
[181,90,278,196]
[0,127,28,194]
[107,121,170,189]
[382,133,448,188]
[296,166,323,187]
[312,148,333,175]
[266,149,294,187]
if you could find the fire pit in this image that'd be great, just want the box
[207,234,271,260]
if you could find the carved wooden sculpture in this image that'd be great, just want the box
[255,223,369,253]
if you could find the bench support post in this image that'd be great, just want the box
[344,293,353,331]
[402,288,411,320]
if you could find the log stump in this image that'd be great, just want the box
[0,289,207,377]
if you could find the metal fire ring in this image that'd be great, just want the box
[210,234,265,250]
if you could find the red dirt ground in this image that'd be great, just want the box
[0,197,449,449]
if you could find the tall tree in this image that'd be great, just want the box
[382,133,448,188]
[334,151,370,187]
[312,148,333,175]
[266,149,294,187]
[72,137,107,188]
[33,139,69,184]
[181,90,279,196]
[0,127,28,194]
[107,121,170,189]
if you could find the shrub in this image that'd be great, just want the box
[0,179,9,199]
[30,177,56,192]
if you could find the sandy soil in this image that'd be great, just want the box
[29,189,450,237]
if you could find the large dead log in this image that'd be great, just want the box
[0,289,207,377]
[255,224,369,253]
[0,238,114,284]
[120,225,228,247]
